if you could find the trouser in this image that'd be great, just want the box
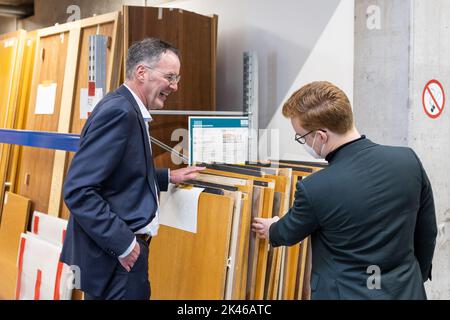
[84,237,151,300]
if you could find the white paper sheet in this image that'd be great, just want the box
[35,83,57,114]
[159,183,204,233]
[80,88,103,119]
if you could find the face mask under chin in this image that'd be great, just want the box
[303,132,326,159]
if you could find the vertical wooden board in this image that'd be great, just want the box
[264,192,284,299]
[192,173,253,300]
[246,186,264,299]
[283,243,301,299]
[124,6,217,169]
[69,22,117,135]
[301,238,312,300]
[0,32,18,128]
[0,30,26,217]
[253,187,274,299]
[223,190,242,300]
[16,32,70,213]
[280,166,319,300]
[125,6,215,108]
[238,165,293,300]
[4,12,120,219]
[149,192,234,299]
[0,192,31,256]
[47,27,81,217]
[232,185,253,300]
[229,192,252,300]
[60,18,121,219]
[201,169,276,300]
[9,32,37,195]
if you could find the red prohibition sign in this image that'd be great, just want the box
[422,79,445,119]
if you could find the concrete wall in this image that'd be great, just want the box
[354,0,450,299]
[409,0,450,300]
[161,0,355,161]
[354,0,411,147]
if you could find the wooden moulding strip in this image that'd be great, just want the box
[202,169,274,300]
[230,193,249,300]
[193,172,253,300]
[10,32,37,194]
[253,186,274,299]
[47,27,81,217]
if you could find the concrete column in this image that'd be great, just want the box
[354,0,450,299]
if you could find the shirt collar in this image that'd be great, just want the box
[123,83,153,123]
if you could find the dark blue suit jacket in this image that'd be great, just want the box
[61,85,169,297]
[270,137,437,299]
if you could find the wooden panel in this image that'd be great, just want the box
[193,173,253,299]
[58,13,122,219]
[149,192,234,299]
[10,13,121,219]
[124,6,217,169]
[247,186,264,299]
[202,169,276,299]
[16,31,70,214]
[253,186,274,299]
[281,165,322,300]
[223,190,243,299]
[0,192,31,300]
[0,30,27,218]
[238,165,293,300]
[9,32,37,195]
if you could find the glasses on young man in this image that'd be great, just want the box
[295,131,314,145]
[295,129,327,144]
[142,65,181,85]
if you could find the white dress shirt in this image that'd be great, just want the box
[119,84,166,258]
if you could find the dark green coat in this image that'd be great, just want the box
[270,137,437,300]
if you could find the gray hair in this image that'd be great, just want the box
[125,38,179,80]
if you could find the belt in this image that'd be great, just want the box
[136,234,152,244]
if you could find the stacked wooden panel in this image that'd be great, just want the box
[149,161,324,300]
[0,192,31,300]
[11,12,122,219]
[0,30,28,218]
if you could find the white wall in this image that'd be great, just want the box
[162,0,355,161]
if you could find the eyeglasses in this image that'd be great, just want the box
[295,129,326,144]
[142,65,181,85]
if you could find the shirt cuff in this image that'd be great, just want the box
[168,168,171,183]
[119,236,136,258]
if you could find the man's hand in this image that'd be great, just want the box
[118,241,140,272]
[251,216,280,239]
[170,166,206,184]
